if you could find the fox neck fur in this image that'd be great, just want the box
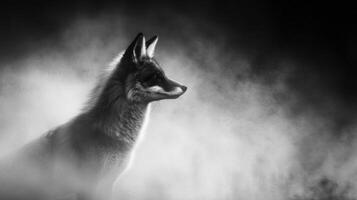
[85,94,150,147]
[78,54,151,150]
[76,106,149,159]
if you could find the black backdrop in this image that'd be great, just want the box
[0,0,356,132]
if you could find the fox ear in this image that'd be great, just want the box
[123,33,146,63]
[123,33,141,62]
[135,34,147,61]
[146,36,158,58]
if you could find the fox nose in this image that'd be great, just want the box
[181,85,187,93]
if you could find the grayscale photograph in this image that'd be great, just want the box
[0,0,355,200]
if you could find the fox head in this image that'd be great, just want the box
[111,33,187,103]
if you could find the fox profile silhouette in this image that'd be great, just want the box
[0,33,187,200]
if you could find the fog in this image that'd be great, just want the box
[0,14,356,200]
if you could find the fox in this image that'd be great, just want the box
[0,33,187,200]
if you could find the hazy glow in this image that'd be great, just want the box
[0,15,356,200]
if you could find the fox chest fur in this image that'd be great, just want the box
[48,102,150,181]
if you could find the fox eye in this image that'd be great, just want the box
[150,74,158,81]
[142,73,163,87]
[150,73,162,82]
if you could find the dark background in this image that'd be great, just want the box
[0,1,356,199]
[0,0,356,131]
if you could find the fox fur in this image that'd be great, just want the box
[0,33,187,200]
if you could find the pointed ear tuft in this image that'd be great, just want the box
[135,34,147,60]
[146,35,158,58]
[123,33,144,62]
